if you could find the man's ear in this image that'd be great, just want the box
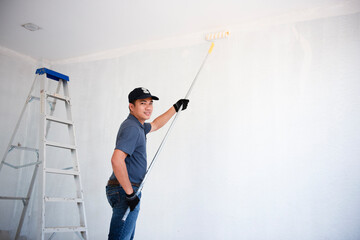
[129,103,134,112]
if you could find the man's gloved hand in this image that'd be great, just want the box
[125,191,140,211]
[173,99,190,112]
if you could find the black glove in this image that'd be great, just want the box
[125,191,140,211]
[173,99,189,112]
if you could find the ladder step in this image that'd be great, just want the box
[45,197,84,203]
[36,68,70,82]
[0,196,29,201]
[29,96,59,105]
[45,141,76,150]
[43,226,87,233]
[46,92,70,102]
[45,168,79,176]
[46,115,73,125]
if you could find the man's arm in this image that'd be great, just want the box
[150,99,189,133]
[150,106,176,132]
[111,149,133,194]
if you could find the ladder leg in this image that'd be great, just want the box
[63,80,88,240]
[39,75,47,240]
[0,75,38,172]
[15,162,40,240]
[0,75,40,239]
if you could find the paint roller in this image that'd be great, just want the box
[122,30,230,221]
[205,31,230,41]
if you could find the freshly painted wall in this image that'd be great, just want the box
[1,11,359,240]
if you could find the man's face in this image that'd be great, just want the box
[129,97,153,124]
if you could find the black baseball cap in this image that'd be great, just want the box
[128,87,159,103]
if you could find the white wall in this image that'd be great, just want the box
[1,11,360,240]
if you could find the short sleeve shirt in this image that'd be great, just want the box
[109,114,151,183]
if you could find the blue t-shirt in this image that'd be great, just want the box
[110,114,151,184]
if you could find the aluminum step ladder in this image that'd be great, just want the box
[0,68,88,240]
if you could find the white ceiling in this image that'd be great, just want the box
[0,0,351,61]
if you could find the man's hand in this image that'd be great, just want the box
[173,99,190,112]
[125,191,140,211]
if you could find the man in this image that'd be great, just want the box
[106,87,189,240]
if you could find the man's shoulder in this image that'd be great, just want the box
[117,124,141,142]
[120,120,140,131]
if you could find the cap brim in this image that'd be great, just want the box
[136,94,159,101]
[151,95,159,100]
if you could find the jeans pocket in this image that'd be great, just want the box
[106,186,126,208]
[107,191,120,208]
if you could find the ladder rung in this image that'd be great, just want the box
[45,197,83,203]
[0,196,29,201]
[45,141,76,150]
[46,115,73,125]
[43,226,87,233]
[29,96,58,105]
[46,92,70,102]
[45,168,79,176]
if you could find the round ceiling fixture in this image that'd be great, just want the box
[21,23,41,31]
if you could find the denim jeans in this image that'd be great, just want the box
[106,185,141,240]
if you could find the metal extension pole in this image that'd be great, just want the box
[122,42,215,221]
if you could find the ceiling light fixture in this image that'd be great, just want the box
[21,23,41,31]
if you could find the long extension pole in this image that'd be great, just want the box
[122,42,215,221]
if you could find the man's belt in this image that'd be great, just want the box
[107,179,140,187]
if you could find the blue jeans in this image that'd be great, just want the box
[106,185,141,240]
